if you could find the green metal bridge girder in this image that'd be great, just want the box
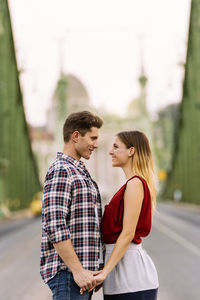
[0,0,41,212]
[163,0,200,204]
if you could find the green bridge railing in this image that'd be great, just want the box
[0,0,41,214]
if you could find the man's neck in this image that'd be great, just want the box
[63,143,81,161]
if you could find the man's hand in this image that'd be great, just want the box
[78,270,102,294]
[83,270,106,293]
[73,268,100,292]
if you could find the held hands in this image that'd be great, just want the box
[80,270,107,294]
[90,271,107,292]
[73,268,100,292]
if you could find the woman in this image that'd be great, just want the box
[95,130,159,299]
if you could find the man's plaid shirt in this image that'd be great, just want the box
[40,152,104,283]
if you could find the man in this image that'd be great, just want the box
[40,111,104,300]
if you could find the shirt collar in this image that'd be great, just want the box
[56,152,85,169]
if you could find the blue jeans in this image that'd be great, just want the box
[47,270,93,300]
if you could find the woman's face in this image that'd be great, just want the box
[109,136,130,167]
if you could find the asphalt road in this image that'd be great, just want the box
[143,203,200,300]
[0,202,199,300]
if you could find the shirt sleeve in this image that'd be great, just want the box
[42,167,72,243]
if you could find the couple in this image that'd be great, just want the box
[40,111,159,300]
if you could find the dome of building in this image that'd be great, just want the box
[66,74,89,102]
[46,73,90,133]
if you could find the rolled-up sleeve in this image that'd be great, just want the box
[42,168,72,243]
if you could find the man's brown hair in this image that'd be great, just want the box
[63,111,103,142]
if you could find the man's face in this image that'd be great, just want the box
[75,127,99,160]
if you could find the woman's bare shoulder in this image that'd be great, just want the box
[126,177,143,189]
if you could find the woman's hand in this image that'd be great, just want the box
[80,270,103,294]
[88,270,107,292]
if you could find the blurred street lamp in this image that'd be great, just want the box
[158,169,167,181]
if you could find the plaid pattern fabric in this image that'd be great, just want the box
[40,152,104,283]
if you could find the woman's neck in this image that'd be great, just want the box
[122,165,135,180]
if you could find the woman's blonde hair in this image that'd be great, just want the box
[117,130,156,212]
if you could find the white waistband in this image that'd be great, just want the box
[105,243,142,253]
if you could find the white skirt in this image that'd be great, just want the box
[103,243,159,295]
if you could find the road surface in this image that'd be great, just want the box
[0,202,199,300]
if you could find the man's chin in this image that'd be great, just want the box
[83,154,91,160]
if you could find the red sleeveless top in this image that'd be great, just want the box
[101,176,152,244]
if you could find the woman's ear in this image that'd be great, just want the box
[129,147,135,157]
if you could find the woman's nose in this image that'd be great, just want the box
[109,149,113,155]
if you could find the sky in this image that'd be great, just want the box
[9,0,191,126]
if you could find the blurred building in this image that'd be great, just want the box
[31,68,153,204]
[29,126,54,184]
[46,73,90,135]
[30,73,125,203]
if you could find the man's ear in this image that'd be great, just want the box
[129,147,135,157]
[71,131,80,143]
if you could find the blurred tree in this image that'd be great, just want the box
[153,103,180,172]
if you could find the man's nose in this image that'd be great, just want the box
[93,141,98,148]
